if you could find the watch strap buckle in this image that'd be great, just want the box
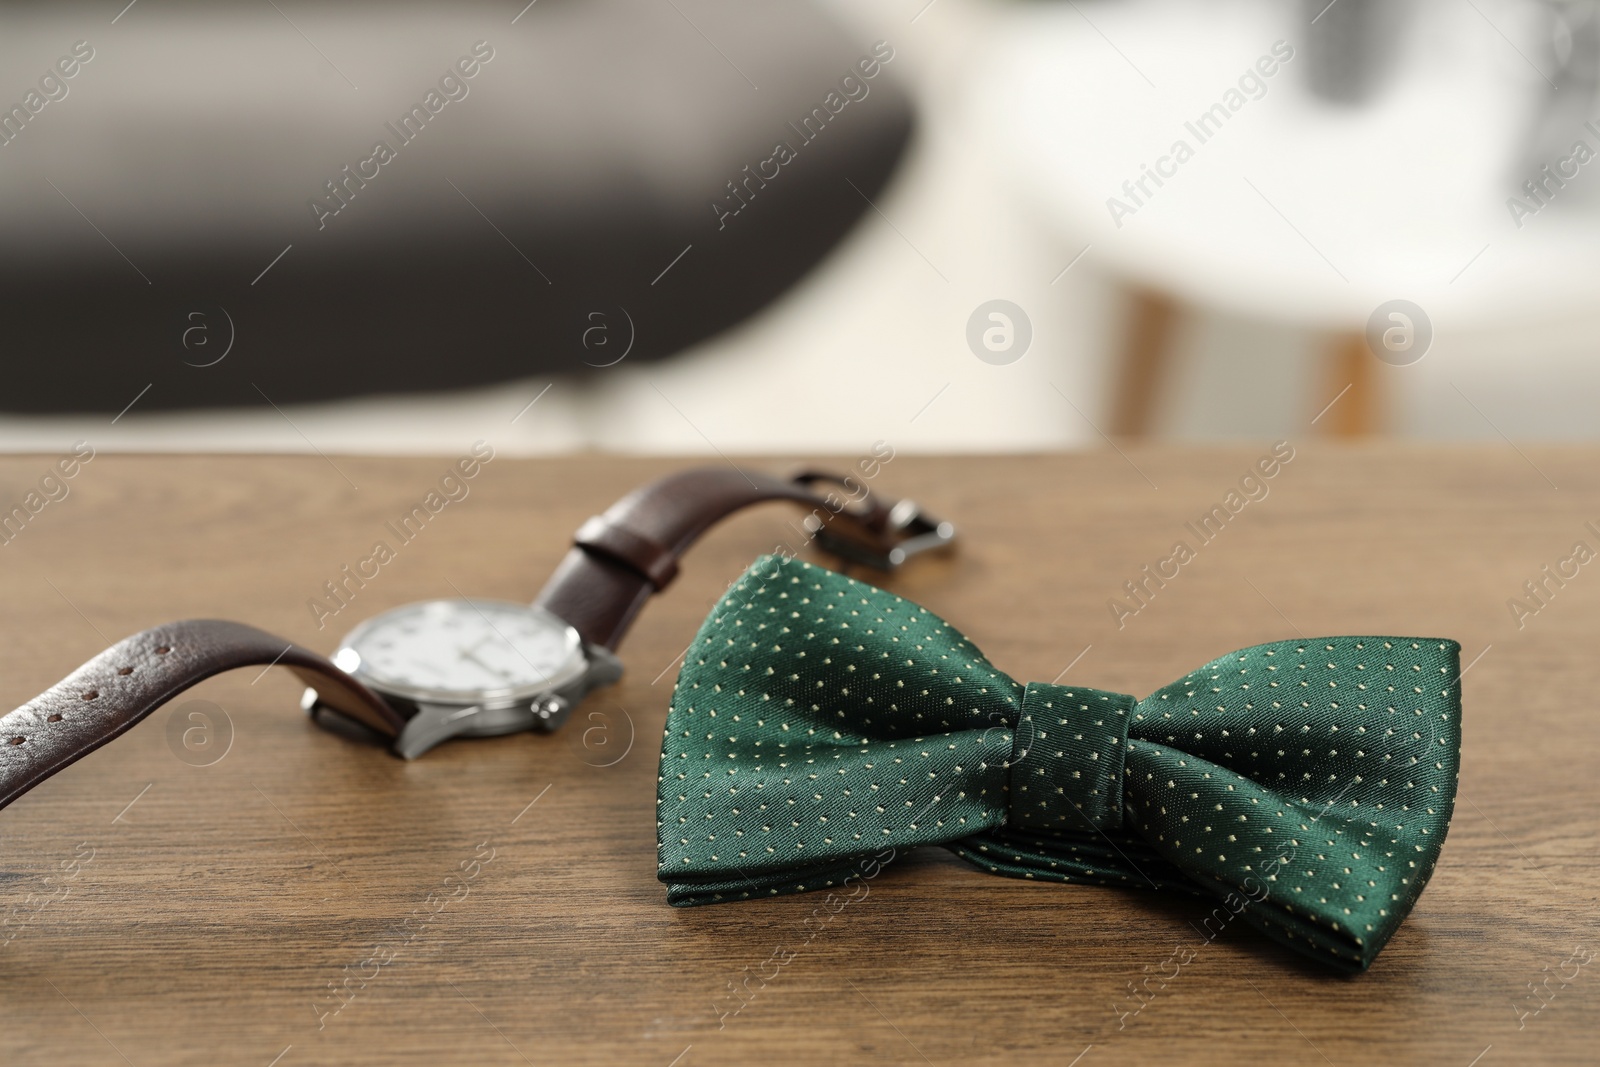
[791,472,956,571]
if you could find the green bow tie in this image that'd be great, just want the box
[657,555,1462,972]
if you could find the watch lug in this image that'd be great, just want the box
[302,686,394,748]
[585,644,625,688]
[393,702,488,761]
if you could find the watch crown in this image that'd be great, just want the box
[533,695,572,731]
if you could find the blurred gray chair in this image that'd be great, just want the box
[0,1,912,412]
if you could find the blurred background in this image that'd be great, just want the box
[2,0,1598,453]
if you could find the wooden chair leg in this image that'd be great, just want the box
[1319,332,1380,437]
[1109,287,1180,438]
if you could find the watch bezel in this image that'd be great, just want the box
[334,598,587,707]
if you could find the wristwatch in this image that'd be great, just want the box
[0,465,953,813]
[302,466,954,758]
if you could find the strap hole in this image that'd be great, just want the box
[47,714,62,723]
[81,690,99,701]
[117,667,133,676]
[7,736,24,745]
[155,646,171,655]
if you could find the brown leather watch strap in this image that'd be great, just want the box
[0,619,402,814]
[535,467,891,650]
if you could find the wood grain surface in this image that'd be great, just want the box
[0,447,1593,1066]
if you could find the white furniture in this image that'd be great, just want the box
[976,0,1600,434]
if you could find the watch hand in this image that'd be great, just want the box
[458,645,519,684]
[457,646,496,672]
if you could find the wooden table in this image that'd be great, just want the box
[0,449,1592,1066]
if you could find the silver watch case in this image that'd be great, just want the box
[301,600,623,760]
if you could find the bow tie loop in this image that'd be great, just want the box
[1008,683,1132,835]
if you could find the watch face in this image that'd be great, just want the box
[334,599,585,705]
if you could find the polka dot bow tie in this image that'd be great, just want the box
[657,555,1462,972]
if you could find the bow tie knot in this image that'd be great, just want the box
[658,556,1461,972]
[1008,684,1132,835]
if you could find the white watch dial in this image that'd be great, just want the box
[337,599,584,703]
